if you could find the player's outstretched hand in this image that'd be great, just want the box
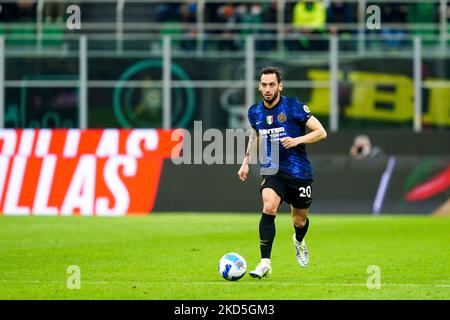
[238,164,249,181]
[280,137,300,149]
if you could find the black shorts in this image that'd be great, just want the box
[260,170,313,209]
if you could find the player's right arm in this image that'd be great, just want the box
[238,128,258,181]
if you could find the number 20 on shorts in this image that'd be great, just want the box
[298,186,312,198]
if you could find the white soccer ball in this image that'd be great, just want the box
[218,252,247,281]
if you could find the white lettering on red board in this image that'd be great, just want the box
[0,129,162,216]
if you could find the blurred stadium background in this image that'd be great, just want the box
[0,0,449,216]
[0,0,450,301]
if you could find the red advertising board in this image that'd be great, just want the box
[0,129,180,216]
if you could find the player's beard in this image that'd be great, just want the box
[263,91,279,105]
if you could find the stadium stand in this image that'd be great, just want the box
[0,0,447,53]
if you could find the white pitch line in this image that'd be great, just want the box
[0,280,449,288]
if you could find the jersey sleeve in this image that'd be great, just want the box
[247,106,257,129]
[292,98,312,123]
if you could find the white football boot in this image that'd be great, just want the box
[293,234,309,267]
[249,259,272,279]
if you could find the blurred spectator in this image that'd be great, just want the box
[327,0,355,35]
[16,0,37,22]
[240,3,263,35]
[154,3,181,23]
[180,2,196,24]
[292,0,326,30]
[239,3,276,51]
[203,2,276,51]
[288,0,327,51]
[350,135,384,160]
[261,2,277,25]
[44,0,66,23]
[179,1,197,50]
[155,2,197,51]
[379,2,408,49]
[214,3,240,51]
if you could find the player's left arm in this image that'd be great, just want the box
[281,115,327,149]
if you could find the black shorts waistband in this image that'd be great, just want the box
[262,170,313,183]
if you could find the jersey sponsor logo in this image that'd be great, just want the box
[277,112,287,123]
[266,115,274,125]
[258,127,285,136]
[258,127,287,141]
[303,105,311,113]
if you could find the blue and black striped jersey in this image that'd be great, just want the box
[248,95,313,180]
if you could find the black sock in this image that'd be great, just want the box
[294,217,309,243]
[259,213,276,259]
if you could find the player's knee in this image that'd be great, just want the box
[263,202,278,215]
[292,215,307,228]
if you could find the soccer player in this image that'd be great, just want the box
[238,66,327,278]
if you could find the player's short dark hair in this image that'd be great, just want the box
[259,66,282,84]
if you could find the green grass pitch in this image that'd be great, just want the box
[0,213,449,300]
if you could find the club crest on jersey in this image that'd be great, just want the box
[266,115,274,125]
[277,112,287,123]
